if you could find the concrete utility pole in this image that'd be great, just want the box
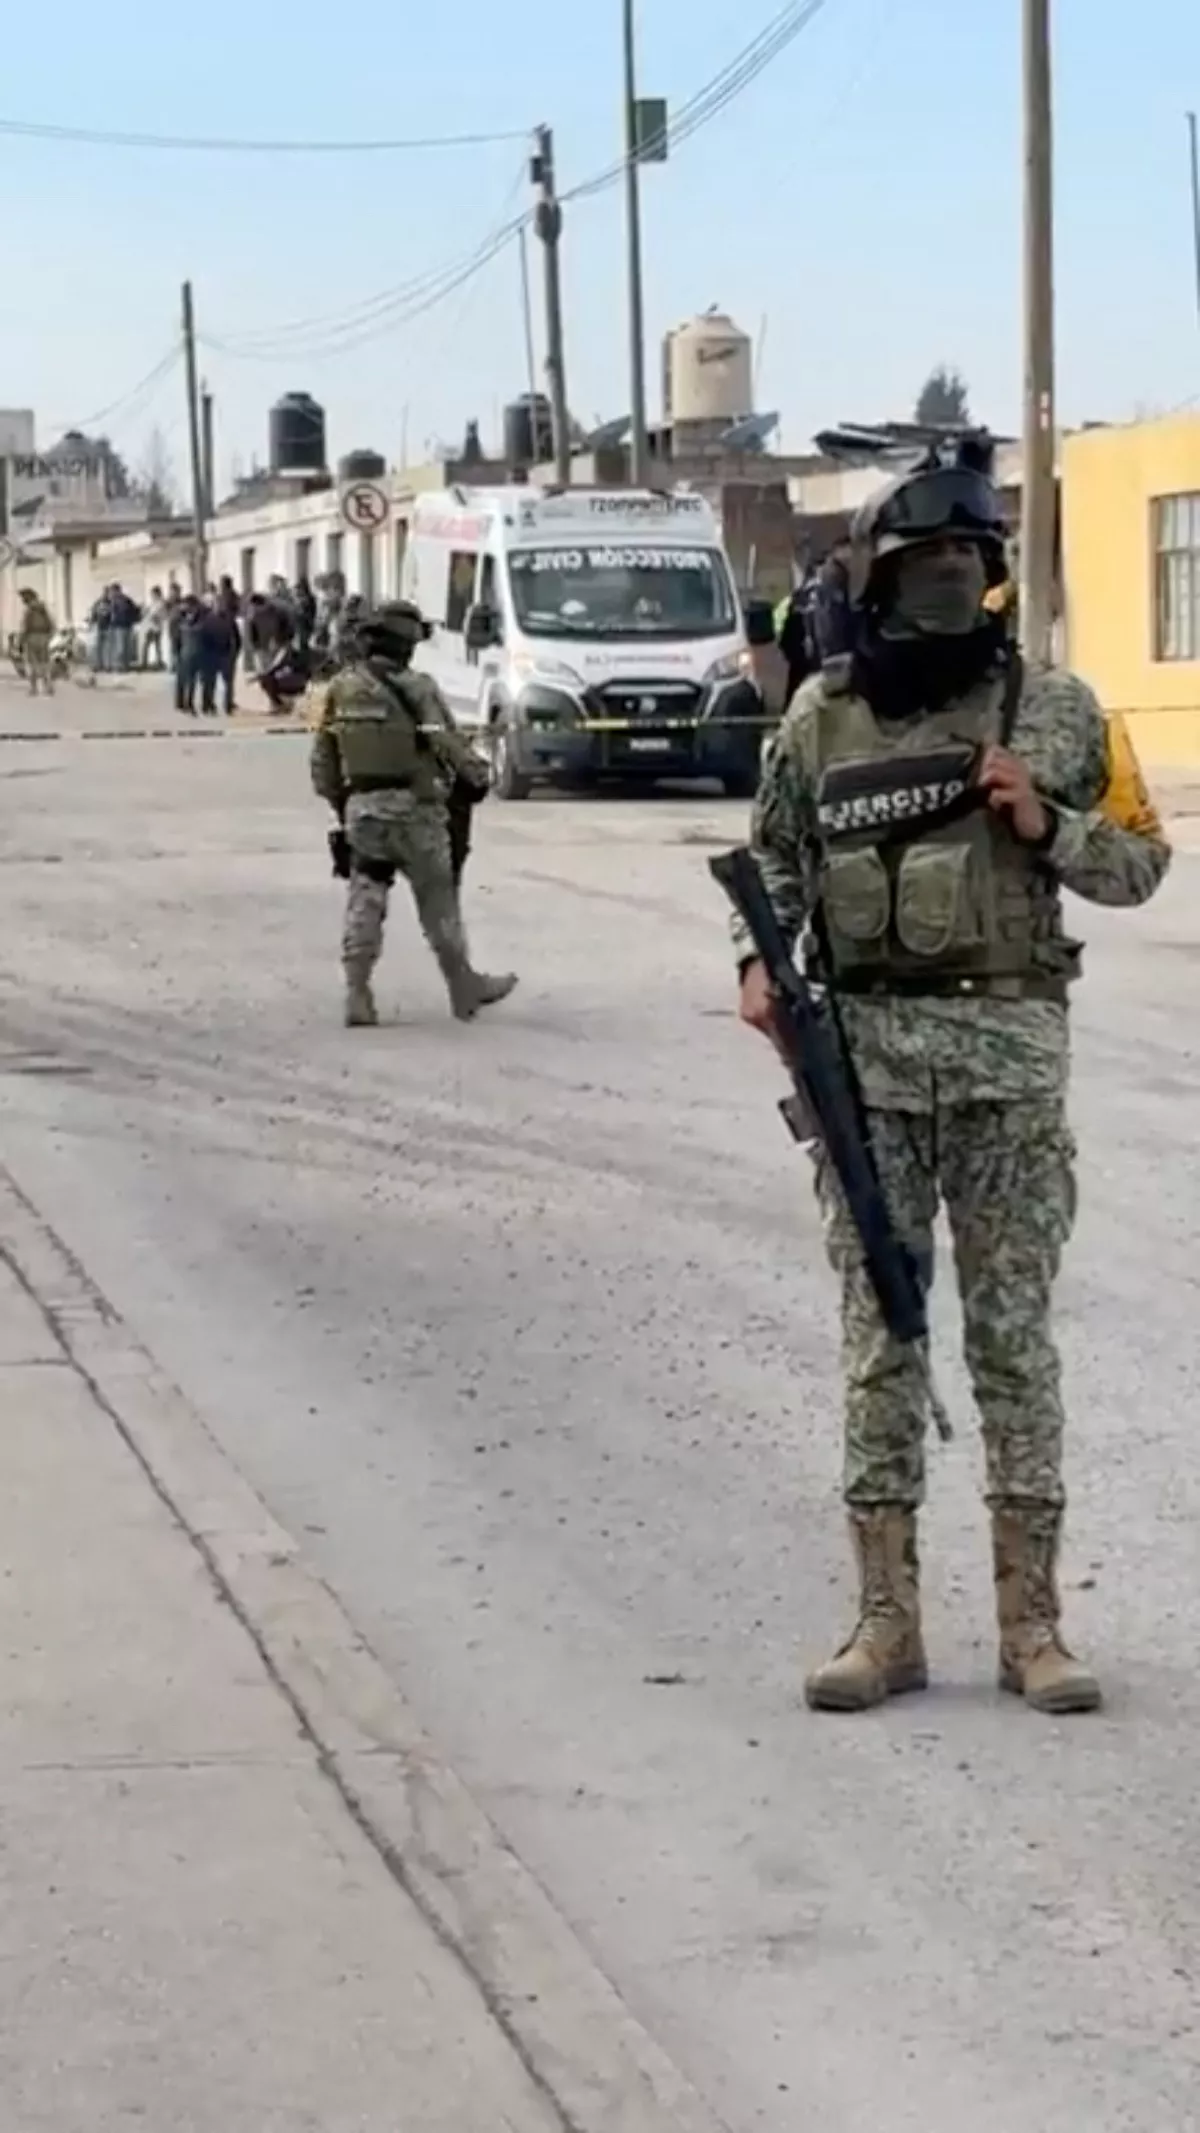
[1020,0,1056,669]
[517,224,541,439]
[181,282,207,591]
[200,384,215,519]
[622,0,650,485]
[1188,112,1200,336]
[531,127,572,485]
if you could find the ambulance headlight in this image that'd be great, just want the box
[703,650,751,687]
[513,652,584,691]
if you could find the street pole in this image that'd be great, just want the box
[1020,0,1056,669]
[200,384,215,519]
[532,126,572,485]
[181,281,207,592]
[622,0,650,486]
[517,224,541,438]
[1188,112,1200,336]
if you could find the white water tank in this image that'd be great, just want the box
[664,310,753,426]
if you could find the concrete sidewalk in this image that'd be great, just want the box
[0,1249,559,2132]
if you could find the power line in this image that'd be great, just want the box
[201,221,529,364]
[206,211,531,356]
[0,115,529,154]
[564,0,831,204]
[187,0,835,365]
[42,344,182,441]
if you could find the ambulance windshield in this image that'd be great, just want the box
[506,542,736,639]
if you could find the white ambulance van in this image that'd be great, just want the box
[400,485,772,798]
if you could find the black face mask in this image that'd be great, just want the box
[855,620,1006,722]
[881,547,989,639]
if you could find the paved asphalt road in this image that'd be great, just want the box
[1,680,1198,2132]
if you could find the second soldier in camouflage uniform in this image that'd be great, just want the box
[735,447,1169,1715]
[311,601,516,1026]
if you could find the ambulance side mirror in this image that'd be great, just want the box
[465,603,501,652]
[742,598,777,649]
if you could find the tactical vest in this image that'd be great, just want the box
[328,663,437,796]
[800,661,1079,999]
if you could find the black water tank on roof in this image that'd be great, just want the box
[504,393,553,470]
[269,392,326,475]
[337,449,387,483]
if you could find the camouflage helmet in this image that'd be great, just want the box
[849,454,1009,608]
[363,600,431,647]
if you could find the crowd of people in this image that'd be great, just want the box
[81,570,356,716]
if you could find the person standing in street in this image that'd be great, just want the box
[174,595,205,714]
[17,588,55,696]
[209,578,241,713]
[734,445,1170,1718]
[141,586,168,670]
[310,601,516,1028]
[89,586,115,675]
[294,576,317,655]
[109,584,140,671]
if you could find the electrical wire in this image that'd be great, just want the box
[183,0,835,366]
[203,208,531,355]
[200,221,529,364]
[42,343,182,442]
[0,116,528,154]
[563,0,830,204]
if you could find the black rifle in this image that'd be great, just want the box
[447,773,482,889]
[711,845,950,1437]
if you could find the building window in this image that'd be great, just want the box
[239,546,256,596]
[393,517,409,598]
[445,548,478,632]
[325,531,344,582]
[294,536,312,584]
[1153,492,1200,662]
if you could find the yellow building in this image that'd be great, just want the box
[1061,412,1200,767]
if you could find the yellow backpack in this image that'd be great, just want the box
[1099,710,1162,837]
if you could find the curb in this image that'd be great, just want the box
[0,1165,730,2133]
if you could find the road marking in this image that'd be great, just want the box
[0,724,307,744]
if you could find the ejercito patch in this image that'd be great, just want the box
[817,746,980,841]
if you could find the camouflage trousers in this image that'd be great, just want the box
[343,791,470,984]
[814,1099,1076,1511]
[23,636,53,692]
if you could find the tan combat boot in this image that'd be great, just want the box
[805,1507,928,1712]
[448,969,518,1022]
[992,1505,1101,1714]
[343,968,378,1027]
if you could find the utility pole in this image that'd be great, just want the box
[517,225,541,441]
[200,383,215,518]
[1188,112,1200,335]
[1020,0,1056,669]
[531,126,571,485]
[181,281,207,591]
[622,0,650,485]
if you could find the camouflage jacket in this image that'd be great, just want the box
[19,598,53,642]
[735,662,1171,1111]
[310,661,487,810]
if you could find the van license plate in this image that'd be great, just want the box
[628,736,671,753]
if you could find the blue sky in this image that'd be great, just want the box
[4,0,1199,496]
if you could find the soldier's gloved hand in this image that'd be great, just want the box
[461,751,491,796]
[328,827,352,879]
[979,745,1049,845]
[738,958,790,1062]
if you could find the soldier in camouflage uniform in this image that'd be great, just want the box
[311,601,516,1027]
[734,449,1170,1716]
[17,589,55,696]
